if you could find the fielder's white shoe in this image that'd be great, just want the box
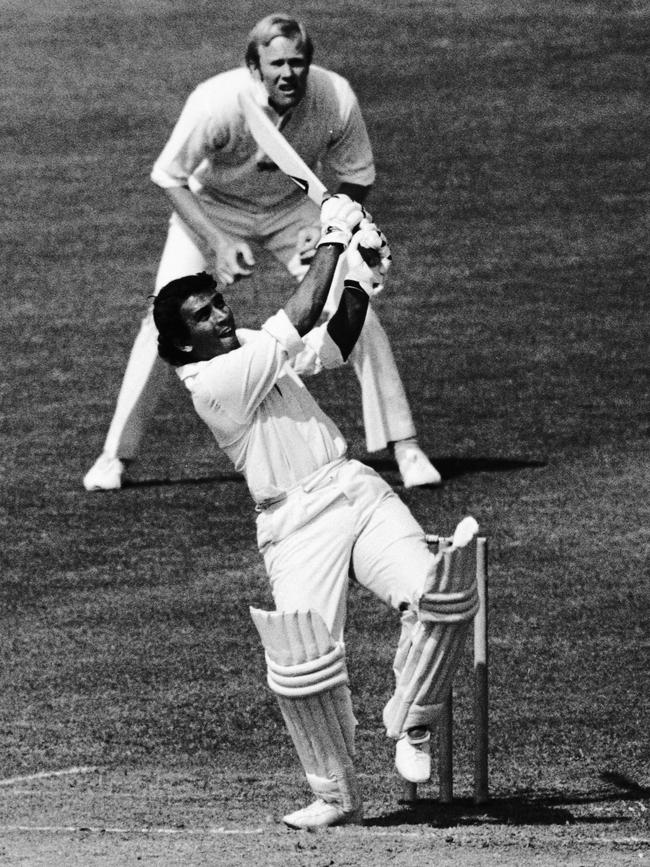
[83,453,127,491]
[282,799,363,830]
[395,728,432,783]
[394,442,442,488]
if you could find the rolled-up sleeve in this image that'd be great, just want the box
[291,323,345,376]
[261,310,304,359]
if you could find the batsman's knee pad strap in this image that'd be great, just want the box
[265,643,348,697]
[419,584,479,622]
[250,608,360,811]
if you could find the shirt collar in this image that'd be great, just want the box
[176,328,259,380]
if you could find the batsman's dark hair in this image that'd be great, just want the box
[152,271,217,367]
[245,13,313,69]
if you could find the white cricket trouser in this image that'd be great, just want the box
[103,200,416,460]
[256,459,435,642]
[258,458,447,737]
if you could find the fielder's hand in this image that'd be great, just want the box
[215,239,256,285]
[295,224,320,266]
[317,194,365,249]
[344,224,392,296]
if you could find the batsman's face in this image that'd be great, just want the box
[180,289,239,361]
[254,36,309,114]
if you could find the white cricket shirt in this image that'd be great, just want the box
[151,65,375,210]
[176,311,348,504]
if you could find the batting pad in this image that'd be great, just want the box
[250,608,360,811]
[383,518,480,738]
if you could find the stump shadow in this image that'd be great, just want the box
[367,772,650,828]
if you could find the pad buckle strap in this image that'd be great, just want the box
[419,585,479,623]
[265,643,349,697]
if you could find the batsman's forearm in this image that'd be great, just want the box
[164,186,229,252]
[326,284,369,360]
[283,245,342,336]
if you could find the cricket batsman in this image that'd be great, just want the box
[150,194,479,829]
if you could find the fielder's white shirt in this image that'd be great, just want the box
[176,310,348,504]
[151,66,375,209]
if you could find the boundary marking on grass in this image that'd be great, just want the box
[0,826,648,847]
[0,826,268,836]
[0,767,98,786]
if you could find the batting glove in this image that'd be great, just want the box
[317,194,365,249]
[343,224,392,296]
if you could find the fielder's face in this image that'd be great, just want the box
[254,35,309,114]
[179,289,239,361]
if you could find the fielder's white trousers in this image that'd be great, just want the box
[103,202,416,460]
[256,459,435,643]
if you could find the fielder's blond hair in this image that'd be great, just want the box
[245,13,314,69]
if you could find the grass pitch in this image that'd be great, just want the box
[1,1,648,864]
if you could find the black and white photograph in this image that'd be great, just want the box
[1,1,648,864]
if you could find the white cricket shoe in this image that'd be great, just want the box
[394,442,442,488]
[395,728,431,783]
[83,453,127,491]
[283,799,363,830]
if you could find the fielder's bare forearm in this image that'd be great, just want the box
[336,182,372,205]
[164,186,230,253]
[283,244,343,336]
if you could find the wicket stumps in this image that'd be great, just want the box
[402,534,489,806]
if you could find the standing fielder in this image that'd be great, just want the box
[83,13,441,492]
[151,194,477,829]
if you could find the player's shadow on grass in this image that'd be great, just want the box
[121,456,546,489]
[368,772,650,828]
[362,455,547,483]
[123,472,246,489]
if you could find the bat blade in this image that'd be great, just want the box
[239,90,329,206]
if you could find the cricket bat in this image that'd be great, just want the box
[239,90,381,271]
[238,90,329,206]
